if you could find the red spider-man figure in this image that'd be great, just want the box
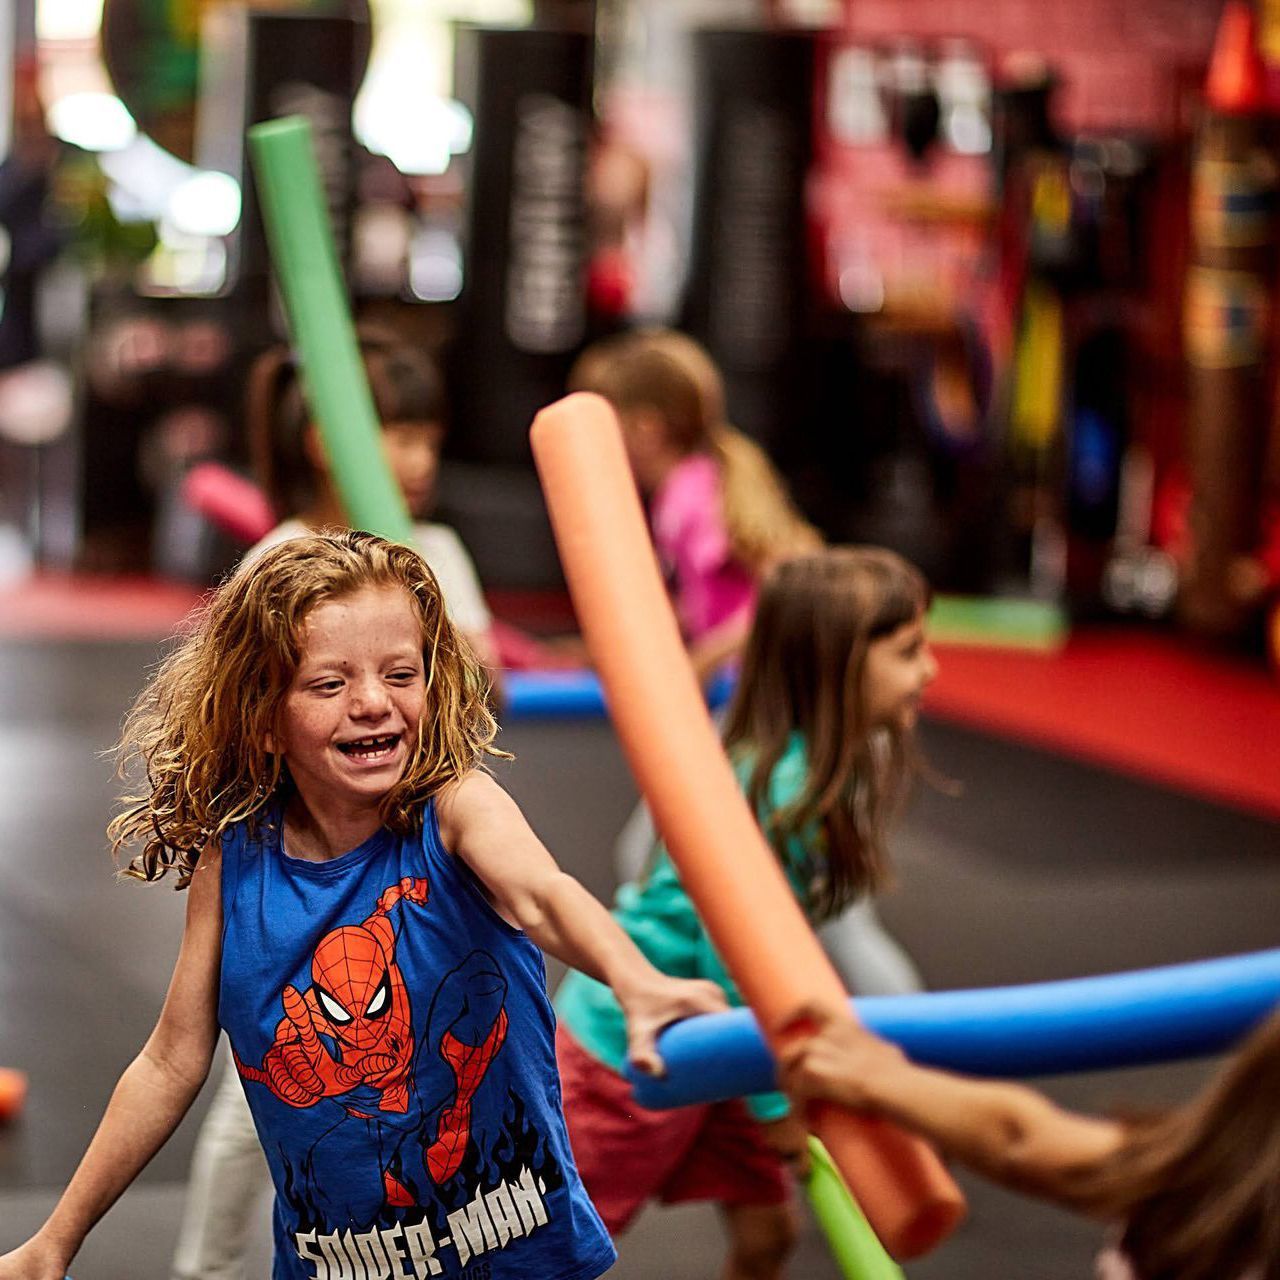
[236,877,508,1208]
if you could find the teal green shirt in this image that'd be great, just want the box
[555,733,822,1121]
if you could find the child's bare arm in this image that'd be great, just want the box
[439,772,727,1073]
[687,610,751,684]
[1,846,224,1277]
[779,1012,1125,1209]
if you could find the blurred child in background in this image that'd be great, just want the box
[555,548,938,1280]
[781,1003,1280,1280]
[571,328,820,682]
[577,332,924,1000]
[246,327,498,673]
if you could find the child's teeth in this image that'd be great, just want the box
[341,734,396,758]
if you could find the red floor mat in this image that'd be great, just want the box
[0,573,204,639]
[928,630,1280,821]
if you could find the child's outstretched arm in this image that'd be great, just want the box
[778,1008,1125,1210]
[0,846,224,1279]
[438,772,728,1074]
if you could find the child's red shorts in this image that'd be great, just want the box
[555,1023,790,1234]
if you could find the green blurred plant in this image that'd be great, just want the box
[50,149,158,275]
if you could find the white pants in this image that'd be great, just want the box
[614,800,923,997]
[171,1043,271,1280]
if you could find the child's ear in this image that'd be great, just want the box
[301,423,329,473]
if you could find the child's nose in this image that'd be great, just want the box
[923,648,940,684]
[351,677,391,717]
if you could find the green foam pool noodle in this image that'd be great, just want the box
[247,116,414,544]
[804,1136,907,1280]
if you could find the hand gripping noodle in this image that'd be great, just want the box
[530,393,965,1259]
[247,117,414,544]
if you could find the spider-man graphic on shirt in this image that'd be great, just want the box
[234,876,508,1213]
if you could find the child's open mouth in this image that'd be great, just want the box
[336,733,402,763]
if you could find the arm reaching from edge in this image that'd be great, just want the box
[779,1007,1125,1211]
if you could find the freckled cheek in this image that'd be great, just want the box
[401,696,427,736]
[290,711,341,763]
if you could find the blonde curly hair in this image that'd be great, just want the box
[109,531,502,887]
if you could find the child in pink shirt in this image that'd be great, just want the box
[573,328,819,679]
[650,451,756,643]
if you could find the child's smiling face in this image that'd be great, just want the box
[271,585,427,816]
[862,612,938,731]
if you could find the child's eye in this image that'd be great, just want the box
[311,680,343,693]
[388,669,420,682]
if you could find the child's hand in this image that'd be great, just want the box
[261,985,328,1106]
[760,1112,812,1177]
[777,1009,905,1112]
[620,975,728,1077]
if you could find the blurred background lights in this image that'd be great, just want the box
[99,134,200,220]
[167,171,242,238]
[36,0,104,41]
[357,92,474,177]
[409,226,463,301]
[47,92,136,152]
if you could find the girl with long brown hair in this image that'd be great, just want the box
[0,531,725,1280]
[554,547,938,1280]
[780,1002,1280,1280]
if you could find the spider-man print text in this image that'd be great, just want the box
[293,1166,551,1279]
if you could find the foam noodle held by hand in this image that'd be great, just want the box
[530,393,965,1260]
[247,117,414,545]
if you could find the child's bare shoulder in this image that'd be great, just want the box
[185,840,223,900]
[435,771,510,844]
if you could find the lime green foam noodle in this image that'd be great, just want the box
[804,1136,907,1280]
[247,116,414,544]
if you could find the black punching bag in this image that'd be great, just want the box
[197,9,365,309]
[681,29,815,452]
[450,26,592,465]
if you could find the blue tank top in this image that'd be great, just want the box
[219,798,616,1280]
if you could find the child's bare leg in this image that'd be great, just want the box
[719,1201,798,1280]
